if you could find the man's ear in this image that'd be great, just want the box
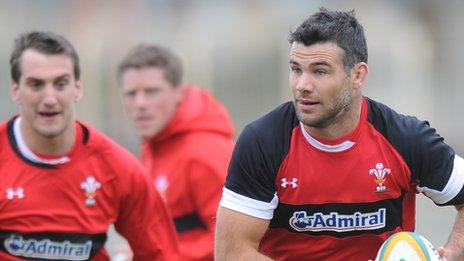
[352,62,368,90]
[174,84,185,103]
[74,80,83,102]
[10,82,20,103]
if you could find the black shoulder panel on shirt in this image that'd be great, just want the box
[365,97,455,202]
[225,102,299,203]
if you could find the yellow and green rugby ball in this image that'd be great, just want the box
[375,232,441,261]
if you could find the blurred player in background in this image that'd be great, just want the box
[0,31,179,260]
[118,44,234,260]
[215,8,464,260]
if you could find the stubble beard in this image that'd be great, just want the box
[295,81,353,129]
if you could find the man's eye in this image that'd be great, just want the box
[28,82,42,90]
[124,91,136,98]
[291,67,302,74]
[145,89,160,95]
[56,81,68,89]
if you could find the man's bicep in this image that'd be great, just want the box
[225,124,279,205]
[215,206,270,259]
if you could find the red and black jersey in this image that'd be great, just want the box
[0,117,179,261]
[220,97,464,260]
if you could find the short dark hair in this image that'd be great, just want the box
[10,31,80,83]
[117,44,183,86]
[289,8,368,71]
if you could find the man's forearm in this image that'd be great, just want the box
[215,244,273,261]
[438,205,464,260]
[446,205,464,253]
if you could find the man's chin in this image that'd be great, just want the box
[298,115,329,129]
[296,111,318,126]
[139,130,158,140]
[136,125,164,140]
[36,129,63,139]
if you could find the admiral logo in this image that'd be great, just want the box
[281,177,298,188]
[80,176,101,206]
[369,162,391,193]
[289,208,386,232]
[4,234,92,260]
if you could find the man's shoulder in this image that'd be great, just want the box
[178,129,233,149]
[233,102,297,162]
[0,117,16,132]
[0,117,18,149]
[78,122,142,169]
[246,101,297,134]
[0,119,8,129]
[364,97,439,163]
[365,97,427,134]
[0,120,9,149]
[0,120,8,134]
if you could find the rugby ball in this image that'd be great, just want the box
[375,232,441,261]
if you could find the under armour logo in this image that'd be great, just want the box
[6,187,24,199]
[281,178,298,188]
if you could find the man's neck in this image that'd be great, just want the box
[19,118,76,156]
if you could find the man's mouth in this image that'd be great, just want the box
[296,99,319,111]
[39,112,60,118]
[136,115,152,121]
[297,98,319,105]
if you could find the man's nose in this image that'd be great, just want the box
[42,85,58,106]
[133,91,147,107]
[295,73,315,93]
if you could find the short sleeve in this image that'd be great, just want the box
[220,125,279,219]
[412,122,464,205]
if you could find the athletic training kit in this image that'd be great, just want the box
[220,97,464,260]
[0,117,178,261]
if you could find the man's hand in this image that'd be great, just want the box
[437,245,464,260]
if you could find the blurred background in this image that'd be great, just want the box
[0,0,462,255]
